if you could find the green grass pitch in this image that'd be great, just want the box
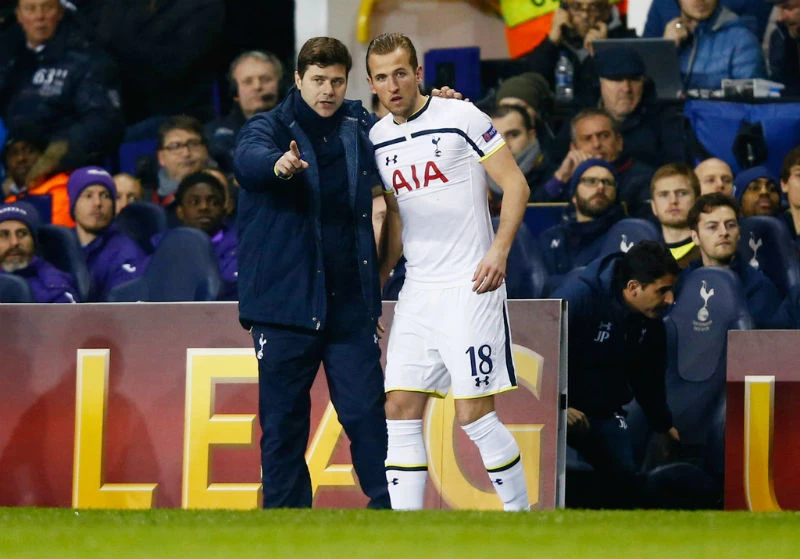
[1,508,798,558]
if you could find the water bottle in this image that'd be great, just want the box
[555,52,574,104]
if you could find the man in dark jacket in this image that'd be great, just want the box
[552,240,681,475]
[68,166,146,301]
[233,37,390,510]
[537,159,624,293]
[0,0,124,183]
[525,0,636,94]
[766,1,800,96]
[205,50,283,173]
[0,200,78,302]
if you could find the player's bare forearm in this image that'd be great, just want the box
[379,193,403,288]
[483,146,529,258]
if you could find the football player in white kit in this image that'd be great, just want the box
[366,33,532,511]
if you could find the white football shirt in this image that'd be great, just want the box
[370,96,505,288]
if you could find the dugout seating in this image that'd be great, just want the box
[0,273,34,303]
[597,218,662,260]
[37,224,92,302]
[736,215,800,298]
[116,202,168,255]
[106,227,221,302]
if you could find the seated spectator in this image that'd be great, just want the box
[490,105,556,206]
[113,173,143,215]
[169,171,237,301]
[733,166,782,217]
[90,0,225,140]
[695,157,734,195]
[778,146,800,248]
[202,166,237,223]
[0,0,124,176]
[524,0,635,94]
[586,47,687,168]
[766,0,800,95]
[543,108,655,217]
[67,166,146,301]
[650,163,702,267]
[205,51,283,173]
[684,192,790,328]
[495,72,554,126]
[662,0,766,90]
[644,0,774,40]
[537,159,624,287]
[0,201,78,302]
[552,241,680,477]
[2,124,73,226]
[141,116,214,208]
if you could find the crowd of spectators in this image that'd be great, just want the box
[2,0,800,509]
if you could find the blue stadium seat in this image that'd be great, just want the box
[118,139,158,176]
[736,215,800,298]
[36,224,91,302]
[523,203,568,237]
[492,217,547,299]
[106,227,221,302]
[0,273,34,303]
[115,202,168,254]
[597,218,661,260]
[664,267,752,476]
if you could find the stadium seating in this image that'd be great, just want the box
[597,218,661,260]
[36,224,92,302]
[117,139,158,176]
[736,215,800,298]
[523,203,568,237]
[116,202,168,255]
[106,227,221,302]
[0,273,34,303]
[493,217,547,299]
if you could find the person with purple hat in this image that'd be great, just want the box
[536,158,625,293]
[0,201,78,302]
[67,166,146,301]
[733,165,783,218]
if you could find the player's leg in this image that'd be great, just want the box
[383,286,448,510]
[454,396,530,511]
[443,285,530,511]
[323,319,391,509]
[252,323,322,508]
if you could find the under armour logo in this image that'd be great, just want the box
[122,263,137,273]
[638,327,647,344]
[550,239,560,249]
[256,333,266,360]
[385,155,398,166]
[390,478,399,486]
[432,137,442,157]
[493,478,503,485]
[373,334,379,345]
[474,376,490,387]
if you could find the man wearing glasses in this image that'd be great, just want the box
[147,116,215,208]
[525,0,635,93]
[536,158,624,293]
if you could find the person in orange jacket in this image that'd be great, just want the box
[2,126,74,227]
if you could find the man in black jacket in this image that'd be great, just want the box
[0,0,123,184]
[552,240,681,475]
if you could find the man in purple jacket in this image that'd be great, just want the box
[173,170,237,300]
[0,201,78,302]
[67,166,146,301]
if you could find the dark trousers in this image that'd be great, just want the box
[568,413,636,475]
[251,320,390,509]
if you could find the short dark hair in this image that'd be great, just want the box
[365,33,418,77]
[175,171,226,207]
[157,115,205,150]
[296,37,352,78]
[570,107,616,143]
[781,146,800,183]
[490,104,534,132]
[614,240,680,288]
[650,162,701,197]
[687,192,740,231]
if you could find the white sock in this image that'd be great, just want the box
[385,419,428,510]
[462,411,530,511]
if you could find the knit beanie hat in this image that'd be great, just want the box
[67,166,117,217]
[733,166,780,202]
[569,158,617,197]
[0,201,41,239]
[496,72,554,114]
